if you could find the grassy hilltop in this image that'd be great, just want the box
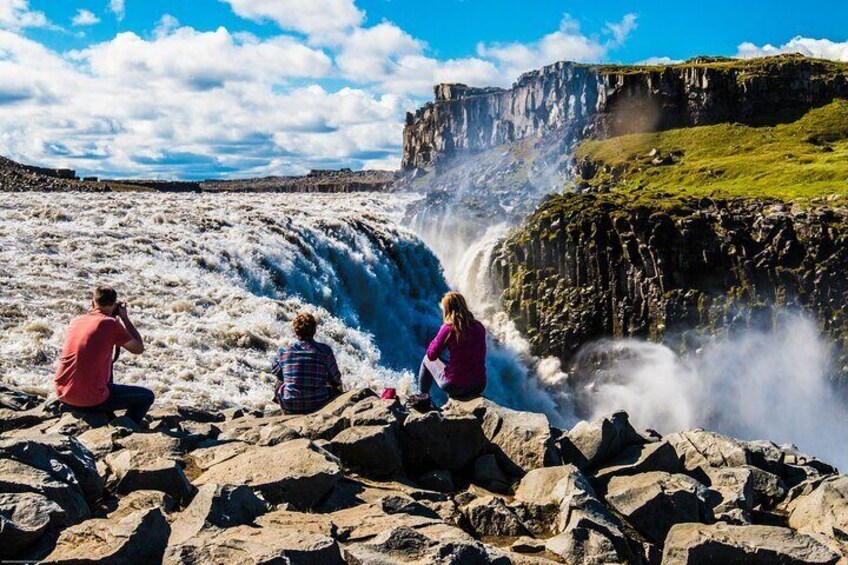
[574,99,848,208]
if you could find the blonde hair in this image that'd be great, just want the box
[441,292,475,340]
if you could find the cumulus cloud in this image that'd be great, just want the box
[0,2,642,177]
[72,9,100,27]
[737,36,848,61]
[109,0,125,21]
[476,13,638,84]
[636,56,683,66]
[220,0,363,40]
[0,0,48,30]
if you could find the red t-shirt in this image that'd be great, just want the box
[54,312,133,407]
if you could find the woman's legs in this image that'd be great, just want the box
[417,356,446,395]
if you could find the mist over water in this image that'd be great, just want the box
[573,316,848,468]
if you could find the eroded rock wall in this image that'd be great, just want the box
[491,194,848,366]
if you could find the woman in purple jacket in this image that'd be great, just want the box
[417,291,487,401]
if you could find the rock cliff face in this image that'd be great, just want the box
[491,194,848,369]
[402,55,848,171]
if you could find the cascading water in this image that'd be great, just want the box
[0,192,447,409]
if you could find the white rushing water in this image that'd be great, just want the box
[0,192,447,410]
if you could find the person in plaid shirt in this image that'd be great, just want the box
[272,312,343,414]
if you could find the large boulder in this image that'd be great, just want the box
[165,527,345,565]
[344,525,508,565]
[449,397,557,476]
[605,471,713,545]
[0,458,89,524]
[561,412,646,472]
[217,415,302,446]
[401,410,487,472]
[661,523,842,565]
[462,495,529,538]
[104,449,195,504]
[194,438,341,509]
[512,466,638,564]
[785,475,848,541]
[705,467,754,524]
[591,440,680,492]
[343,396,404,429]
[169,483,269,545]
[326,424,403,478]
[0,435,103,501]
[43,508,170,565]
[666,429,751,483]
[0,492,68,559]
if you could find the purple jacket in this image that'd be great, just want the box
[426,321,487,388]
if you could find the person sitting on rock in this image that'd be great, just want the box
[272,312,343,414]
[414,291,487,406]
[54,286,152,424]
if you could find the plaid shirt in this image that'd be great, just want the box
[271,340,342,413]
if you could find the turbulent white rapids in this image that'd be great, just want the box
[0,193,446,409]
[0,191,845,467]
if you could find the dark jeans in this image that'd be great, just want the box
[66,383,155,424]
[417,358,484,400]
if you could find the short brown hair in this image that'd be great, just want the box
[94,286,118,307]
[292,312,317,340]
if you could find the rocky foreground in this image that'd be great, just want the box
[0,385,845,564]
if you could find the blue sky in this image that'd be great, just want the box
[2,0,847,179]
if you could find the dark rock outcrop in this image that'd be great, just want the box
[492,193,848,379]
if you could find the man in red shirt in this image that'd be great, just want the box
[54,286,152,424]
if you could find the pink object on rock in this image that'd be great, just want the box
[380,388,397,400]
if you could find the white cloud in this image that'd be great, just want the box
[109,0,125,21]
[636,56,682,66]
[0,0,47,30]
[221,0,363,40]
[476,13,638,84]
[0,3,643,177]
[72,9,100,27]
[737,36,848,61]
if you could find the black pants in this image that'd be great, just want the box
[65,383,155,424]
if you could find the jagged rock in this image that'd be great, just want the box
[661,523,842,565]
[417,469,455,493]
[666,429,751,483]
[216,415,301,446]
[0,492,68,559]
[401,410,487,472]
[330,497,443,542]
[0,407,55,433]
[104,449,195,504]
[166,527,344,565]
[513,465,589,534]
[0,384,41,410]
[147,405,225,427]
[343,396,404,428]
[561,412,646,471]
[0,458,89,524]
[744,440,786,476]
[44,508,170,564]
[326,424,403,478]
[606,471,713,544]
[745,465,788,509]
[169,483,269,545]
[344,525,508,565]
[705,467,754,524]
[785,475,848,541]
[194,438,341,509]
[116,431,185,459]
[473,453,512,494]
[77,425,132,459]
[462,495,529,538]
[591,440,680,491]
[449,397,557,476]
[107,490,177,520]
[185,441,252,475]
[0,435,103,501]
